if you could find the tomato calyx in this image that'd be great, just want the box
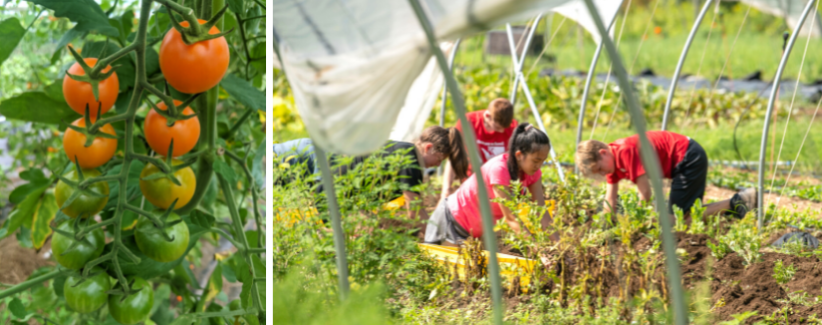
[65,113,119,148]
[64,46,121,103]
[139,153,196,187]
[146,93,201,125]
[55,163,110,218]
[109,277,144,301]
[137,204,184,242]
[50,217,100,259]
[160,1,234,45]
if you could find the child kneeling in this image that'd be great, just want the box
[425,123,556,246]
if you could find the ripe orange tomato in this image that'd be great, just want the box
[62,58,119,118]
[63,118,118,169]
[144,100,200,157]
[159,19,229,94]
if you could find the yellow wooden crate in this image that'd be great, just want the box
[417,243,537,291]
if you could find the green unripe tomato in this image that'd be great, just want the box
[55,169,110,218]
[134,212,190,262]
[108,277,154,325]
[63,267,111,313]
[51,221,105,270]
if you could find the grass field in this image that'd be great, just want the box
[455,1,822,82]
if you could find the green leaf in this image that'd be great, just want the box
[250,43,265,73]
[51,26,87,65]
[44,82,66,103]
[111,10,134,44]
[197,264,223,312]
[53,274,68,298]
[227,0,244,15]
[222,262,237,283]
[221,74,264,111]
[145,47,160,77]
[30,0,119,37]
[31,191,59,250]
[0,92,77,124]
[9,175,50,205]
[0,18,25,69]
[214,159,237,185]
[9,298,27,319]
[169,314,196,325]
[2,184,49,239]
[189,210,215,229]
[251,139,265,189]
[245,230,259,248]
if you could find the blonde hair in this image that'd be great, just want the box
[575,140,609,176]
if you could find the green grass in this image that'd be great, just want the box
[454,1,822,82]
[542,117,822,173]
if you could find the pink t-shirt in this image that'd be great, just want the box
[447,154,542,238]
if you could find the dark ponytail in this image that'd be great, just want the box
[419,126,468,179]
[507,123,551,181]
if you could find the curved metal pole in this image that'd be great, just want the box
[408,1,504,324]
[661,0,715,131]
[575,6,622,174]
[758,0,818,229]
[582,1,687,324]
[507,15,542,106]
[439,39,462,127]
[314,147,351,301]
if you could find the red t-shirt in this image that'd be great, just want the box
[606,131,690,184]
[455,110,517,177]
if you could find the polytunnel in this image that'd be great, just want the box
[272,0,822,324]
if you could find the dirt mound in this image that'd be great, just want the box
[676,232,717,288]
[711,252,822,323]
[0,237,53,285]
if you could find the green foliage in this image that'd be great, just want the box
[773,259,797,286]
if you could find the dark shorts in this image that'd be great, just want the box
[669,139,708,214]
[424,196,470,245]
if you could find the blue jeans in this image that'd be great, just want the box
[273,138,319,183]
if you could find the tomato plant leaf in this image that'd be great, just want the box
[222,261,238,283]
[189,209,215,229]
[50,26,87,65]
[227,0,244,15]
[197,264,223,312]
[9,175,50,205]
[31,191,59,250]
[30,0,119,37]
[110,10,134,44]
[168,314,196,325]
[220,73,265,111]
[53,274,67,298]
[214,158,237,185]
[9,297,27,319]
[0,18,25,69]
[0,91,76,124]
[2,183,48,239]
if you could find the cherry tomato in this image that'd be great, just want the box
[159,19,229,94]
[108,277,154,325]
[139,159,196,210]
[134,212,190,262]
[63,267,111,313]
[63,118,118,169]
[144,100,200,157]
[62,57,119,118]
[51,220,105,270]
[55,168,109,218]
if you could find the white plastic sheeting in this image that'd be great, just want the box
[736,0,822,37]
[273,0,620,155]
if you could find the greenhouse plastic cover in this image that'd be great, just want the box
[272,0,620,155]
